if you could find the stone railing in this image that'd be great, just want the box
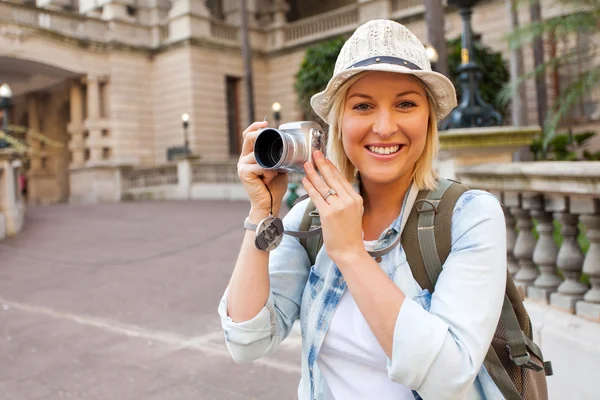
[0,149,25,240]
[391,0,425,18]
[191,161,238,183]
[456,162,600,322]
[0,1,153,47]
[210,19,239,42]
[121,164,178,190]
[284,4,359,45]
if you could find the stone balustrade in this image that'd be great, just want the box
[456,162,600,322]
[1,0,428,51]
[0,149,25,241]
[283,4,359,45]
[0,1,154,47]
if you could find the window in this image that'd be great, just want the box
[226,76,241,156]
[548,20,600,125]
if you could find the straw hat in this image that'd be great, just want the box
[310,19,457,122]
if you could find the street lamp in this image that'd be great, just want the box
[425,44,439,66]
[0,83,13,149]
[272,102,281,127]
[439,0,503,130]
[181,113,190,155]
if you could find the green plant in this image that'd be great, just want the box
[530,130,598,161]
[447,36,511,118]
[0,124,62,155]
[501,2,600,153]
[294,37,345,122]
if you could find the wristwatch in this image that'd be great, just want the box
[244,217,258,232]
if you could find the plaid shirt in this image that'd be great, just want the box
[219,187,507,400]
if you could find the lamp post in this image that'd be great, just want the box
[439,0,503,130]
[425,44,439,72]
[181,113,190,156]
[0,83,12,149]
[272,102,281,127]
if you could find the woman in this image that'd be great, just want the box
[219,19,507,400]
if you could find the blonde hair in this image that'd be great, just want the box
[324,71,439,191]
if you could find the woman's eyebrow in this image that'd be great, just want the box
[347,90,422,100]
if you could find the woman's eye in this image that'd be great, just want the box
[397,101,416,109]
[352,103,372,111]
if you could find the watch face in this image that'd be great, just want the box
[255,216,284,251]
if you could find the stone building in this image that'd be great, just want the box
[0,0,598,203]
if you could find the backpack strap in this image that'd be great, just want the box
[402,178,469,293]
[299,201,323,265]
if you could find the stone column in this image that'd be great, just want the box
[577,213,600,321]
[0,151,20,235]
[84,75,102,163]
[550,211,588,313]
[529,203,561,303]
[504,205,519,277]
[224,0,258,25]
[270,0,288,50]
[27,95,42,172]
[357,0,392,23]
[512,194,540,290]
[167,0,210,42]
[68,80,85,168]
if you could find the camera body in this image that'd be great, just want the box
[254,121,326,172]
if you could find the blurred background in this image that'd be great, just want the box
[0,0,599,399]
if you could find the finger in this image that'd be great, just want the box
[238,162,277,183]
[309,152,350,198]
[304,161,339,202]
[242,120,269,139]
[302,176,328,211]
[323,157,360,200]
[240,121,268,156]
[238,151,258,166]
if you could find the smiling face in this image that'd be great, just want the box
[340,71,430,187]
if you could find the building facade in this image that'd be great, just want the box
[0,0,598,203]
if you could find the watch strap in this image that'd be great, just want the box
[244,217,258,232]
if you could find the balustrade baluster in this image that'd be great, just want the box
[550,210,588,313]
[504,205,519,277]
[512,194,540,290]
[577,213,600,321]
[529,200,561,303]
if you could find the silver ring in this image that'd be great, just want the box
[323,188,337,201]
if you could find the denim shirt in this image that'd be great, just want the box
[218,186,507,400]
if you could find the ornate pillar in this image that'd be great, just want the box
[27,95,42,172]
[270,0,288,49]
[504,205,519,277]
[577,212,600,321]
[224,0,258,25]
[68,80,85,168]
[84,75,102,163]
[550,208,588,313]
[512,194,540,290]
[528,199,561,303]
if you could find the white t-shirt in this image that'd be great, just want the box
[316,240,414,400]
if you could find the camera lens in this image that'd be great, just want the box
[255,129,284,168]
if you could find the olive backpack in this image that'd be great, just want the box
[298,178,553,399]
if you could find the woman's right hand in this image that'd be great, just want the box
[238,121,289,218]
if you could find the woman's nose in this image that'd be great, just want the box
[372,111,397,139]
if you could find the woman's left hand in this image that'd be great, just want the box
[302,150,366,265]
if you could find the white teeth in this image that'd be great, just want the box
[368,145,401,155]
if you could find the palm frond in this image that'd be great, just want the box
[497,47,582,106]
[0,131,28,153]
[507,12,598,51]
[543,68,600,149]
[7,125,64,148]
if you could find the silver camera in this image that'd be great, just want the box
[253,121,326,172]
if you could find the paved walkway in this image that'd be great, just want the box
[0,200,300,400]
